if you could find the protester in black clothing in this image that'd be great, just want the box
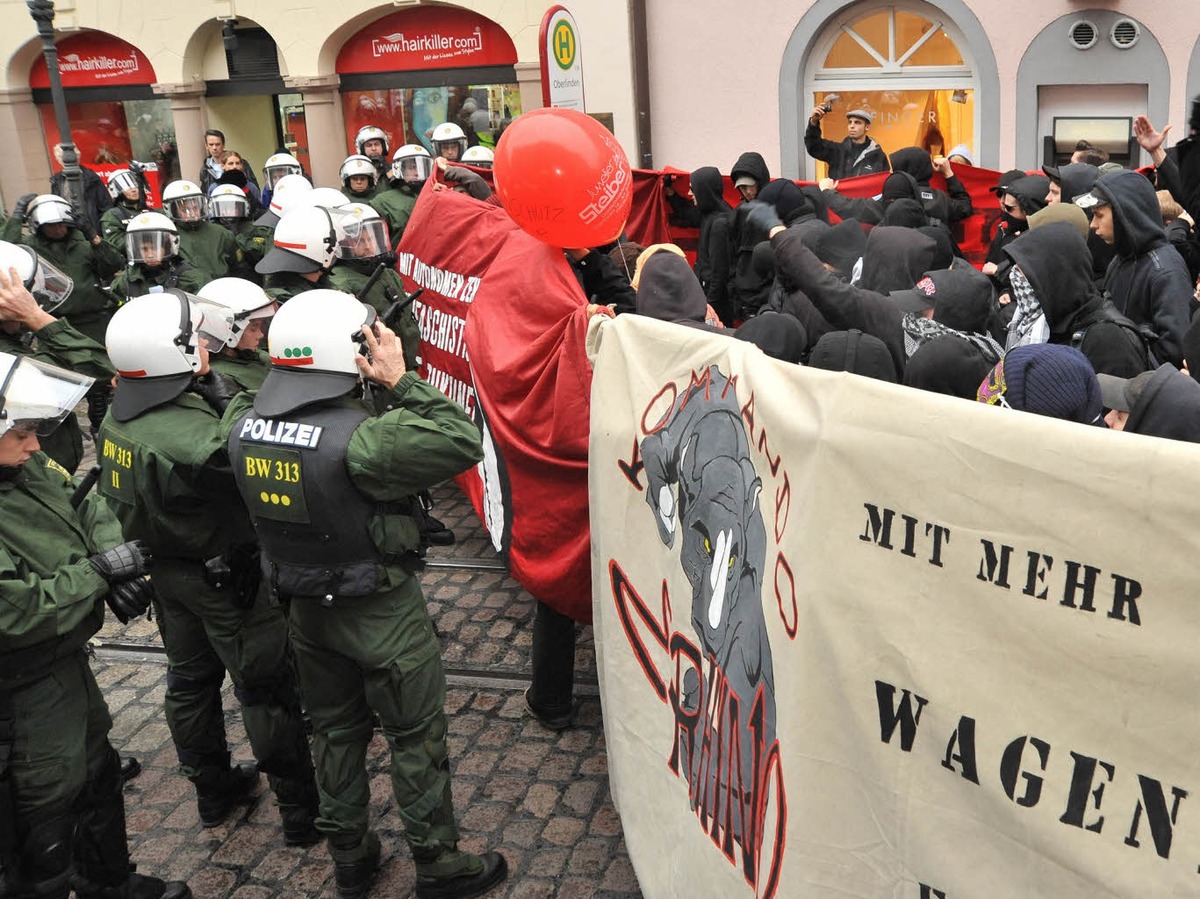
[1099,364,1200,441]
[687,167,736,325]
[49,144,112,239]
[730,151,770,202]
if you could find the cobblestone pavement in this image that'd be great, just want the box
[91,479,643,899]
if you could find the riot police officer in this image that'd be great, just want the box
[226,292,506,899]
[0,334,189,899]
[108,213,206,302]
[97,292,319,845]
[194,277,275,391]
[370,145,431,250]
[161,180,239,284]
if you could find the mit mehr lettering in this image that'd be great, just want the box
[859,503,1142,626]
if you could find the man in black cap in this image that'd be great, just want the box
[805,103,888,180]
[1098,364,1200,440]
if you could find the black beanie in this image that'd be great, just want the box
[808,329,898,382]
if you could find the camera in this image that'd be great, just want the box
[822,102,833,114]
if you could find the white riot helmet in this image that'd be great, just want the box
[106,169,143,203]
[461,145,495,169]
[262,152,303,189]
[354,125,390,160]
[196,277,276,350]
[259,173,314,226]
[0,241,73,313]
[106,291,206,421]
[301,187,350,211]
[340,155,379,191]
[161,180,206,223]
[430,122,468,161]
[335,203,390,260]
[255,290,376,416]
[255,205,354,276]
[124,212,180,266]
[391,144,433,185]
[0,352,93,437]
[208,184,250,222]
[26,195,76,229]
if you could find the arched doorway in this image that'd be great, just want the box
[778,0,999,179]
[804,2,977,179]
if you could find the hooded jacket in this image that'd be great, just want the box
[1091,169,1193,367]
[689,166,735,324]
[1124,364,1200,442]
[1004,221,1150,377]
[730,152,770,193]
[859,227,938,294]
[636,251,724,332]
[803,120,888,180]
[889,147,973,225]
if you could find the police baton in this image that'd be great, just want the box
[355,262,388,303]
[381,288,422,331]
[70,464,102,510]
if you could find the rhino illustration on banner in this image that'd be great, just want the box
[640,365,777,838]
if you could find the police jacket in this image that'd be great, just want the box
[369,184,419,250]
[225,372,483,598]
[0,452,124,679]
[176,220,241,284]
[109,261,207,303]
[98,390,256,562]
[211,349,270,392]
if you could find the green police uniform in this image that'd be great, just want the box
[264,271,329,303]
[0,452,181,899]
[210,349,269,392]
[327,263,420,371]
[99,204,137,258]
[175,221,240,285]
[368,184,418,250]
[226,371,485,880]
[97,390,318,838]
[108,261,207,304]
[227,221,271,284]
[1,219,124,346]
[0,319,114,473]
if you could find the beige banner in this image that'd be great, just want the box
[587,314,1200,899]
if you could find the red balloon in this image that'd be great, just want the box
[493,107,632,248]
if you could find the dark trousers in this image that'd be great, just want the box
[527,601,576,716]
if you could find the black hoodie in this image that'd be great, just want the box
[889,147,973,225]
[1092,169,1193,367]
[636,252,724,332]
[689,166,735,324]
[1004,222,1150,377]
[1125,364,1200,442]
[730,152,770,192]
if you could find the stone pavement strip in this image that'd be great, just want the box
[90,481,644,899]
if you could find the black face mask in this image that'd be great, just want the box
[1001,211,1027,232]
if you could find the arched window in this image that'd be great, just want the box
[805,3,977,177]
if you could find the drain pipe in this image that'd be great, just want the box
[629,0,652,168]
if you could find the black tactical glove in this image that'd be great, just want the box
[88,540,152,582]
[442,166,492,201]
[191,371,239,414]
[12,193,37,221]
[106,577,154,624]
[743,200,783,235]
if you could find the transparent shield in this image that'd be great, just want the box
[125,230,177,267]
[2,356,94,436]
[266,164,302,189]
[168,196,205,223]
[30,255,74,313]
[208,193,249,220]
[336,219,391,260]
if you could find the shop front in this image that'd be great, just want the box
[30,30,175,203]
[335,5,522,160]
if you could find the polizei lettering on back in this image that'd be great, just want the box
[239,417,323,449]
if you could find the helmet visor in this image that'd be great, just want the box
[29,255,74,313]
[195,301,238,351]
[0,356,94,436]
[336,219,390,259]
[109,170,141,199]
[393,155,433,184]
[126,230,176,266]
[208,193,249,220]
[266,164,301,189]
[168,196,205,222]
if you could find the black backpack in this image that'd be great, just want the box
[1069,302,1160,370]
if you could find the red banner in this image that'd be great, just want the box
[336,7,517,74]
[30,32,155,89]
[397,181,593,617]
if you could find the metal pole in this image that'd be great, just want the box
[27,0,83,222]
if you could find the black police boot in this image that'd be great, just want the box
[120,755,142,783]
[413,849,508,899]
[192,761,260,827]
[12,814,77,899]
[76,872,192,899]
[331,831,381,899]
[270,775,321,847]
